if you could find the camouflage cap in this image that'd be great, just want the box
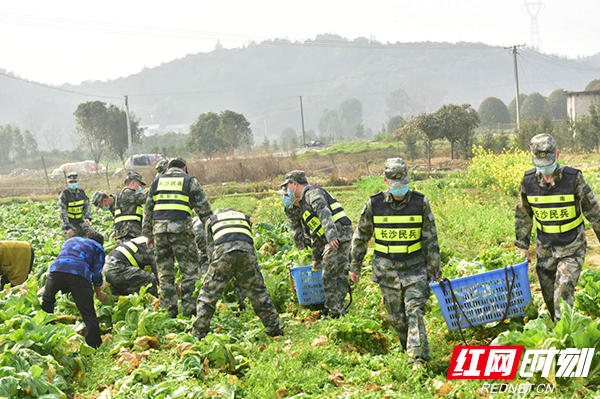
[530,133,557,167]
[91,191,104,207]
[280,170,308,187]
[66,172,78,182]
[168,157,187,169]
[155,159,168,174]
[383,158,410,187]
[126,170,146,186]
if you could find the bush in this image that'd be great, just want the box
[467,146,531,196]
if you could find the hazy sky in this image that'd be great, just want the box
[1,0,598,85]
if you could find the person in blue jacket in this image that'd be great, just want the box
[41,233,108,348]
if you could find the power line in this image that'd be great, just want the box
[518,53,561,89]
[520,49,600,73]
[0,71,121,100]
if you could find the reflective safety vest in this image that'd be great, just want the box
[208,211,254,245]
[371,191,424,261]
[112,236,149,270]
[114,190,143,229]
[524,167,583,247]
[300,186,351,238]
[150,172,194,221]
[63,189,88,224]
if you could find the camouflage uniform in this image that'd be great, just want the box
[58,175,96,238]
[104,236,158,296]
[281,171,353,317]
[91,191,116,216]
[193,209,283,338]
[142,160,213,318]
[155,159,168,178]
[515,134,600,322]
[350,159,441,362]
[114,187,146,245]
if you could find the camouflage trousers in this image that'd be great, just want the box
[321,240,351,316]
[535,236,585,322]
[378,268,430,362]
[193,249,282,335]
[69,222,97,238]
[116,233,139,248]
[104,258,158,297]
[199,257,246,310]
[155,232,200,318]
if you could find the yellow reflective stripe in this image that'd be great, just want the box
[136,206,143,215]
[212,219,251,231]
[132,236,147,245]
[213,227,253,241]
[373,215,423,224]
[152,193,190,202]
[532,206,576,221]
[68,213,83,219]
[527,195,575,204]
[157,177,184,191]
[534,214,584,234]
[68,200,85,206]
[115,215,142,224]
[115,209,122,215]
[374,228,422,241]
[115,247,138,267]
[123,241,139,253]
[68,206,83,213]
[332,211,348,222]
[215,211,246,221]
[154,203,192,214]
[330,202,342,210]
[374,242,422,254]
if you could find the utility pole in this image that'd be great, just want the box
[264,119,268,139]
[505,45,526,131]
[299,96,306,145]
[124,95,133,161]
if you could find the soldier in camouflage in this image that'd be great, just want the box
[104,236,158,296]
[58,172,97,238]
[91,191,116,216]
[281,170,353,317]
[113,171,147,245]
[142,157,213,318]
[515,133,600,322]
[192,208,283,340]
[155,159,168,178]
[350,158,441,366]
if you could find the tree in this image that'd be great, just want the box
[508,94,528,124]
[338,98,363,136]
[355,123,365,139]
[538,108,554,134]
[74,101,110,166]
[317,109,342,138]
[272,140,279,151]
[386,88,410,118]
[0,125,14,165]
[394,121,421,160]
[520,93,547,122]
[280,127,298,149]
[105,104,143,164]
[11,127,26,161]
[436,104,480,159]
[554,117,576,152]
[414,113,443,171]
[218,110,253,153]
[513,121,540,151]
[547,89,567,120]
[23,130,39,158]
[387,115,406,135]
[187,112,223,159]
[588,100,600,153]
[585,79,600,91]
[261,136,270,150]
[478,97,510,125]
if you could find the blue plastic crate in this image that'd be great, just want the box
[290,265,326,305]
[429,261,532,331]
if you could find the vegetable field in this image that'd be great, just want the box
[3,150,600,398]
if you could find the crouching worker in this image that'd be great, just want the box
[192,209,283,340]
[0,241,35,287]
[349,158,441,368]
[104,236,158,297]
[42,233,108,349]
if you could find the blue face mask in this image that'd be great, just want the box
[102,206,110,211]
[137,186,143,194]
[68,183,78,190]
[536,162,557,176]
[283,196,293,206]
[390,184,409,197]
[287,187,296,199]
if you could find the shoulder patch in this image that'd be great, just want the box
[411,190,425,198]
[563,166,580,175]
[524,168,536,176]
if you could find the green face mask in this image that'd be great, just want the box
[102,206,110,211]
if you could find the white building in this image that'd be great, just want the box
[567,90,600,120]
